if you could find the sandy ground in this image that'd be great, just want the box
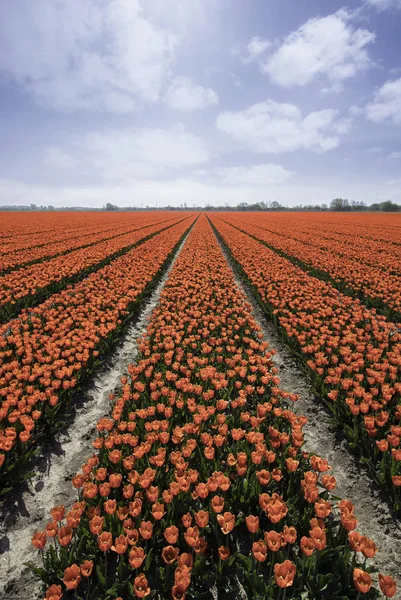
[216,233,401,599]
[0,234,189,600]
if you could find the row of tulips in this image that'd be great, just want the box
[219,214,401,321]
[0,215,195,488]
[0,212,136,246]
[234,213,401,275]
[31,215,396,599]
[0,213,179,274]
[0,216,186,323]
[296,213,401,247]
[210,215,401,509]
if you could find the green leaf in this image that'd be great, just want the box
[96,563,106,588]
[144,547,153,571]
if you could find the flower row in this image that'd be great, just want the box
[0,216,187,323]
[0,213,178,273]
[210,216,401,508]
[220,214,401,319]
[235,212,401,275]
[0,216,194,485]
[32,215,394,599]
[0,211,137,250]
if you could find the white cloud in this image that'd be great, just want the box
[44,147,78,170]
[0,0,180,112]
[366,147,382,152]
[349,104,364,117]
[2,176,400,209]
[242,36,272,64]
[216,164,293,186]
[164,77,218,111]
[365,0,401,10]
[388,151,401,158]
[229,73,242,87]
[366,78,401,124]
[259,10,375,91]
[216,100,350,154]
[43,125,211,182]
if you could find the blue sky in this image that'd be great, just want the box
[0,0,401,208]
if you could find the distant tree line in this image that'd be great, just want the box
[1,199,400,212]
[206,199,401,212]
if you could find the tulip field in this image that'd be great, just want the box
[0,211,400,599]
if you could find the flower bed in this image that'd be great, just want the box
[210,215,401,510]
[0,216,187,323]
[220,214,401,321]
[30,215,395,599]
[0,216,195,487]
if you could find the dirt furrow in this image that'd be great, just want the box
[214,227,401,597]
[0,233,190,600]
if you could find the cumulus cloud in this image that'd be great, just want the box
[2,176,396,209]
[164,77,218,111]
[364,0,401,10]
[349,105,364,117]
[255,10,374,91]
[388,151,401,158]
[241,36,272,64]
[366,147,382,152]
[216,100,350,154]
[43,125,211,182]
[0,0,181,112]
[44,147,78,170]
[216,164,293,185]
[366,78,401,124]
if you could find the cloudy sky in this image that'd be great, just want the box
[1,0,401,208]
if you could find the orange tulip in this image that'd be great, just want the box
[162,546,180,564]
[218,545,230,561]
[379,574,397,598]
[252,540,267,562]
[245,515,259,533]
[129,547,146,569]
[45,584,63,600]
[274,560,296,588]
[80,560,93,577]
[353,569,372,594]
[98,531,113,552]
[133,573,151,598]
[63,564,81,590]
[300,536,315,557]
[32,531,46,550]
[58,526,72,547]
[216,512,235,534]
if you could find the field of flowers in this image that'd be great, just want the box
[210,214,401,510]
[217,213,401,322]
[0,215,184,323]
[0,214,194,488]
[0,211,399,599]
[0,213,178,273]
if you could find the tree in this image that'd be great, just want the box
[379,200,400,212]
[350,200,366,211]
[270,201,283,210]
[330,198,350,211]
[105,202,118,211]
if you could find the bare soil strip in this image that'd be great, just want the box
[0,233,190,600]
[213,227,401,597]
